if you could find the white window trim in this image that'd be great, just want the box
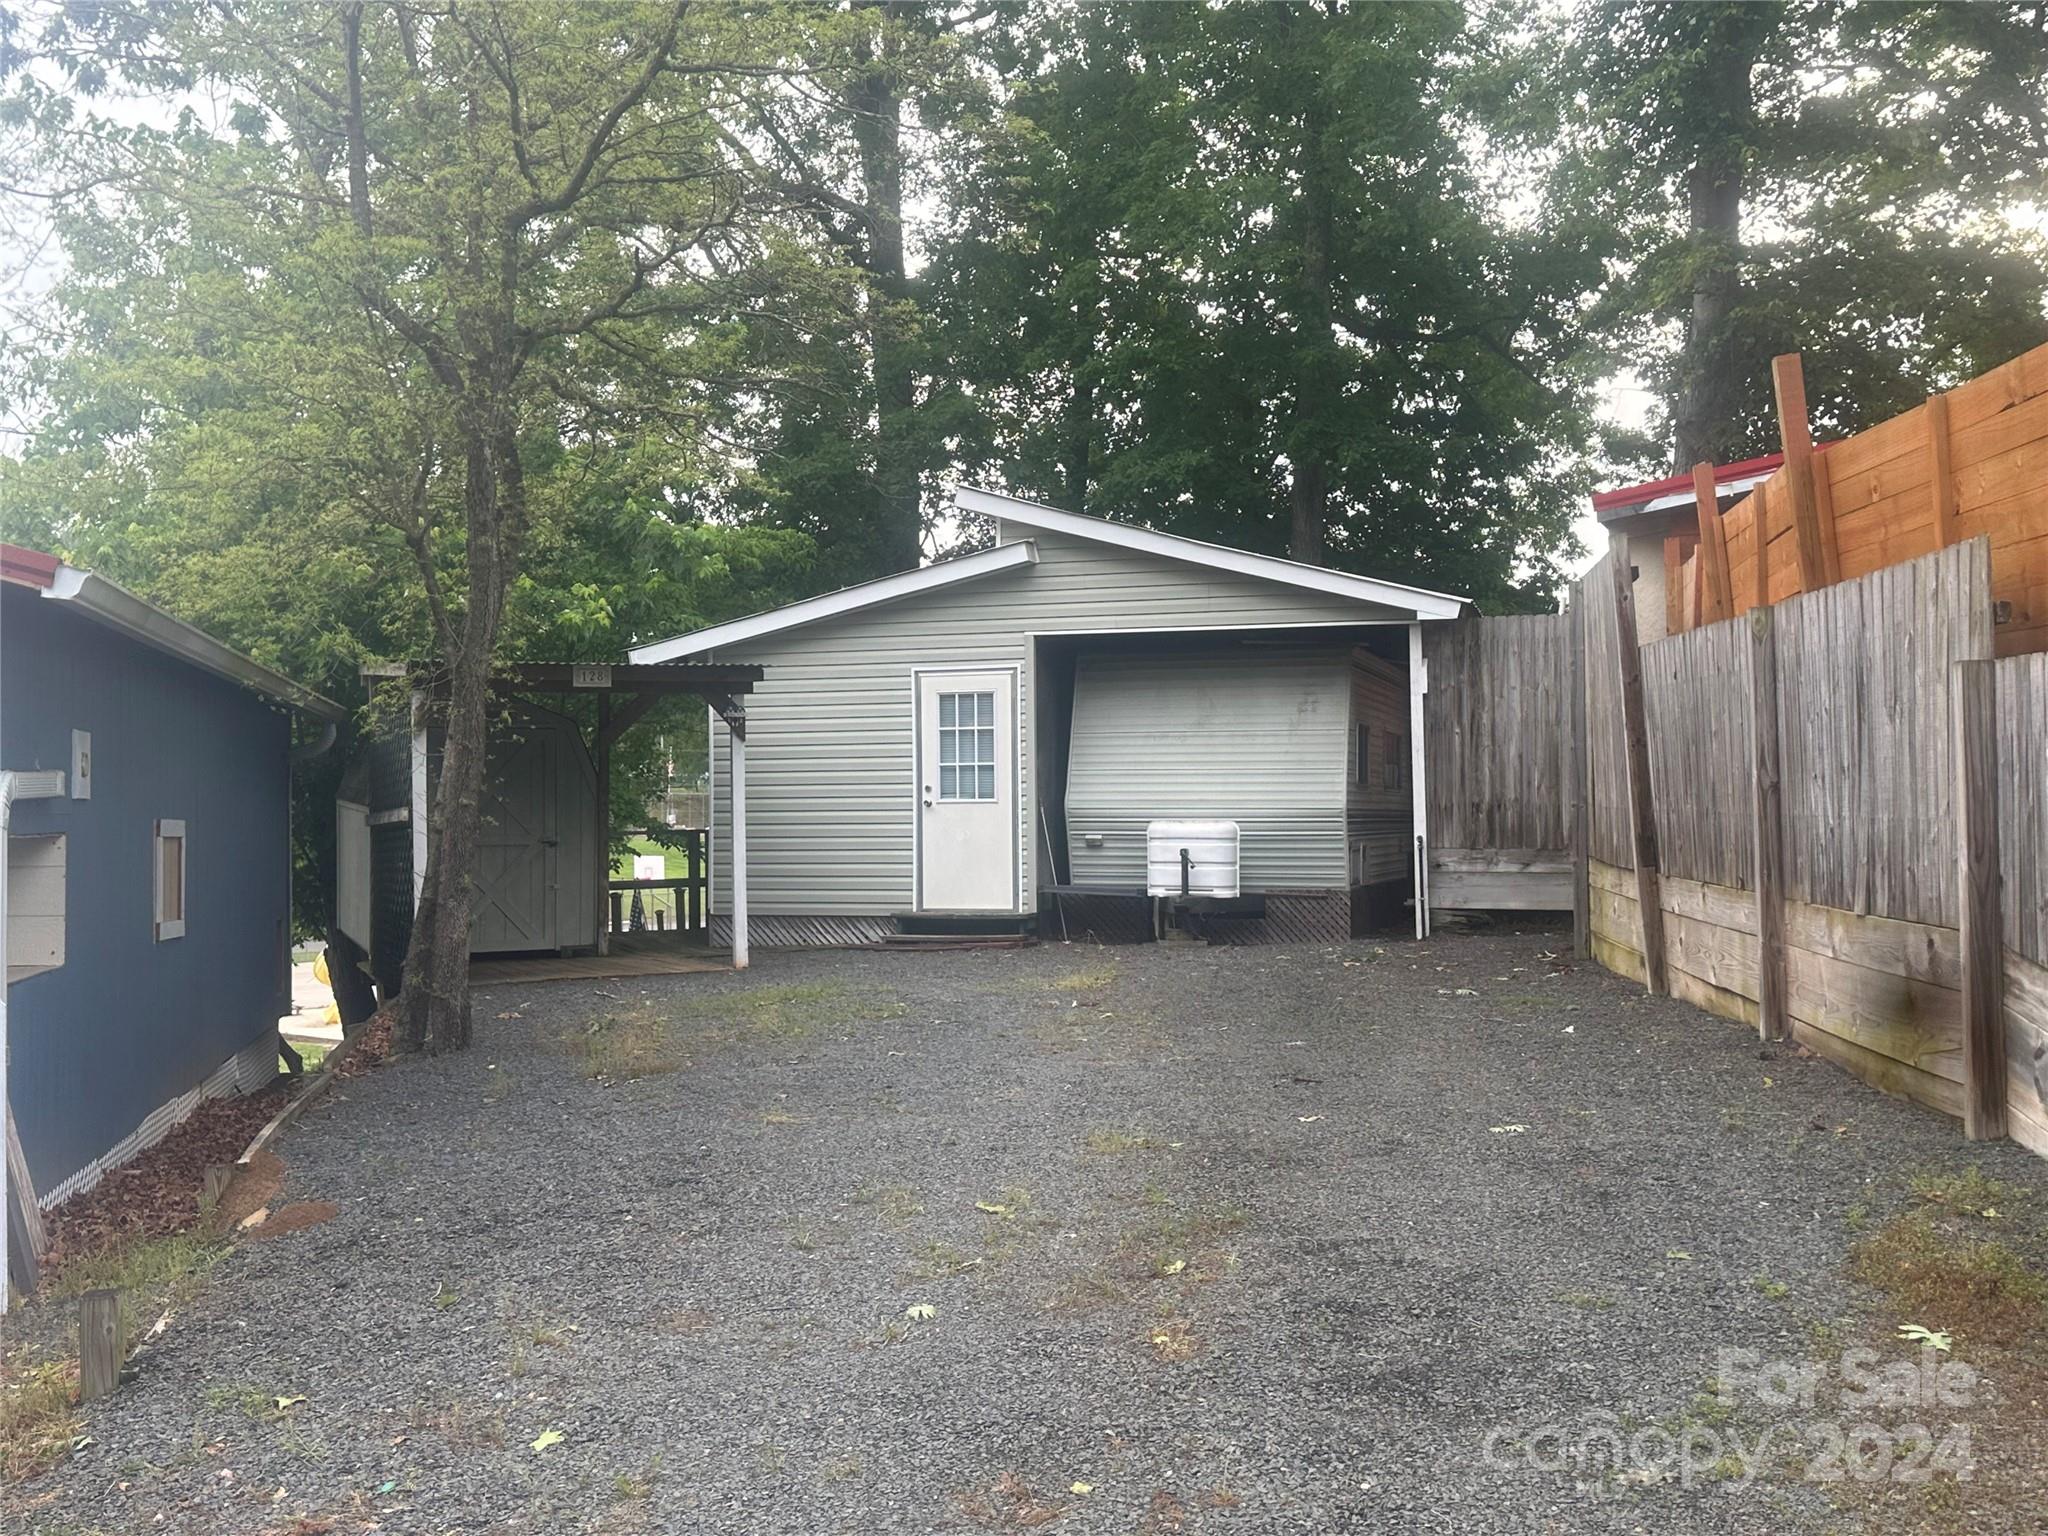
[154,818,187,941]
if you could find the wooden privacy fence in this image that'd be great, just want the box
[1674,342,2048,657]
[1577,536,2048,1159]
[1421,613,1578,910]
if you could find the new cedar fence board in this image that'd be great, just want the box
[1691,340,2048,658]
[1421,613,1574,909]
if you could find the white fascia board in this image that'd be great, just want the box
[628,540,1040,661]
[954,486,1468,620]
[43,568,348,723]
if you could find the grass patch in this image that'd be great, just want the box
[564,984,903,1081]
[1849,1211,2047,1347]
[48,1228,225,1304]
[1045,963,1117,997]
[563,1004,691,1081]
[1907,1165,2026,1218]
[0,1354,78,1483]
[1083,1127,1158,1155]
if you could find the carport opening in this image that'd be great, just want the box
[1031,625,1420,946]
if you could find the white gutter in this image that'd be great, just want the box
[1,767,65,1309]
[43,568,347,724]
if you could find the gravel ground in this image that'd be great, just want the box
[9,929,2048,1535]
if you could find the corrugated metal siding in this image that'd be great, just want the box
[707,525,1413,914]
[1065,650,1349,888]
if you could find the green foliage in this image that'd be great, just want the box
[1509,0,2048,472]
[926,1,1599,609]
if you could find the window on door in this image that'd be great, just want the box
[938,691,997,800]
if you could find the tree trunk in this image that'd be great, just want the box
[851,18,922,576]
[1288,55,1337,566]
[1062,367,1094,515]
[1671,14,1763,473]
[393,421,511,1055]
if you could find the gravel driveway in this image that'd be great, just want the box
[10,930,2048,1534]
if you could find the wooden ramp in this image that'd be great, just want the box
[470,935,730,985]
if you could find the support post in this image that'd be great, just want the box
[1609,553,1666,993]
[1772,352,1837,593]
[1747,607,1788,1041]
[79,1287,126,1400]
[594,694,611,957]
[1692,463,1735,624]
[1407,622,1429,940]
[1568,581,1591,959]
[729,720,749,970]
[1954,659,2007,1141]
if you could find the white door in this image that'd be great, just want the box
[917,670,1017,911]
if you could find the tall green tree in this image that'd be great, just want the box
[2,2,826,1051]
[1526,0,2048,474]
[929,0,1597,609]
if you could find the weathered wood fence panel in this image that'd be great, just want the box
[1774,538,1993,928]
[1581,554,1633,870]
[1421,613,1574,908]
[1999,651,2048,1155]
[1641,618,1753,890]
[1999,653,2048,967]
[1423,614,1572,851]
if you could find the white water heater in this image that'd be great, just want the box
[1146,819,1240,899]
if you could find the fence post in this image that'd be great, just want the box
[1568,582,1590,960]
[79,1287,125,1400]
[1609,553,1666,994]
[1772,353,1839,591]
[1691,462,1735,624]
[1747,607,1789,1041]
[1954,658,2008,1141]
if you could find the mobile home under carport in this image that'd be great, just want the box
[630,489,1465,946]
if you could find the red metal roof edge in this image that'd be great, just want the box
[0,542,61,589]
[1590,453,1785,513]
[1590,442,1838,515]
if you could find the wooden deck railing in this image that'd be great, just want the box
[608,828,710,934]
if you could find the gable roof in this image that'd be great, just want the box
[2,542,347,723]
[629,539,1039,662]
[955,488,1467,620]
[630,489,1465,661]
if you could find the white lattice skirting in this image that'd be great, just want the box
[709,914,897,949]
[36,1032,280,1210]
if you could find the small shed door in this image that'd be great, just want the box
[916,669,1017,912]
[471,725,559,952]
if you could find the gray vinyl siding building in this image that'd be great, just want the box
[635,490,1464,945]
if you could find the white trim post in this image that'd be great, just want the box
[1408,622,1430,939]
[729,722,748,971]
